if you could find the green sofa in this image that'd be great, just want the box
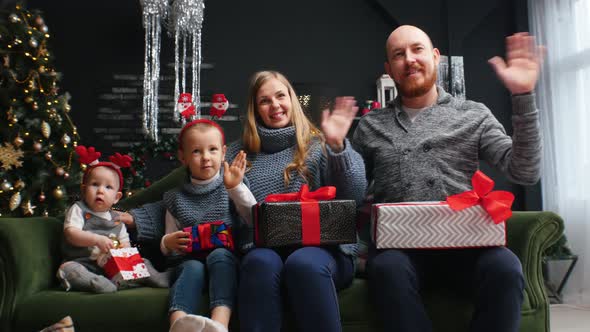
[0,166,564,332]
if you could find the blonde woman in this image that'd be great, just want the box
[226,70,367,332]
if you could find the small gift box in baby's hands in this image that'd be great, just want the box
[371,171,514,249]
[102,247,150,285]
[253,185,357,248]
[183,221,235,255]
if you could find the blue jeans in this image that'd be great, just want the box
[238,247,354,332]
[367,246,524,332]
[169,248,238,314]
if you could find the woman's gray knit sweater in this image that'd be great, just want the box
[225,125,367,255]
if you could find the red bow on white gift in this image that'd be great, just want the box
[446,170,515,224]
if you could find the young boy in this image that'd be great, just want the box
[163,119,255,332]
[57,147,168,293]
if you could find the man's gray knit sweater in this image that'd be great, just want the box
[352,86,541,204]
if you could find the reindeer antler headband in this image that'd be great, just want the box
[75,145,132,190]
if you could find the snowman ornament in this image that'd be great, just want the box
[177,93,196,120]
[210,94,229,119]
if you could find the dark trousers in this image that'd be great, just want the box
[238,246,354,332]
[367,246,524,332]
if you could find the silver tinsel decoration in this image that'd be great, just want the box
[140,0,168,142]
[169,0,206,121]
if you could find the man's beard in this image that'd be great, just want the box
[396,66,437,98]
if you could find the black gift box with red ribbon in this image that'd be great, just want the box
[253,185,357,248]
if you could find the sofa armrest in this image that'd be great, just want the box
[505,211,564,311]
[0,217,63,331]
[117,166,186,210]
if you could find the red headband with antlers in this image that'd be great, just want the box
[75,145,132,191]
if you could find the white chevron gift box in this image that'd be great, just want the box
[371,202,506,249]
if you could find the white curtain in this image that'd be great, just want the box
[529,0,590,304]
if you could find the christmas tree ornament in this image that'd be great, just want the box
[63,172,70,179]
[210,93,229,118]
[21,200,36,216]
[9,13,20,23]
[38,65,46,73]
[7,111,18,124]
[9,192,21,211]
[61,134,71,145]
[33,141,42,152]
[29,37,38,48]
[42,210,49,217]
[55,167,65,176]
[45,151,52,160]
[38,192,46,202]
[0,142,25,170]
[14,180,25,190]
[35,16,44,26]
[40,25,48,33]
[25,96,33,103]
[32,101,38,110]
[41,121,51,138]
[52,186,64,199]
[1,180,12,191]
[177,93,196,120]
[13,136,24,147]
[140,0,168,142]
[169,0,206,122]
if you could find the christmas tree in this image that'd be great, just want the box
[0,4,81,217]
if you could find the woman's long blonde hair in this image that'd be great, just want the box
[243,70,323,186]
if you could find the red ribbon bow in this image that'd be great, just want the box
[446,170,514,224]
[265,184,336,203]
[262,185,336,245]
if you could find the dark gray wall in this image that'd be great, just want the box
[20,0,540,210]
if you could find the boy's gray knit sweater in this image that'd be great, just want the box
[225,124,367,256]
[352,86,541,204]
[132,124,367,256]
[163,174,235,229]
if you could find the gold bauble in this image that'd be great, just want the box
[24,96,33,103]
[8,13,20,23]
[9,192,21,211]
[52,186,64,199]
[1,180,13,191]
[14,180,25,190]
[61,134,71,145]
[41,121,51,138]
[80,164,87,171]
[13,136,24,147]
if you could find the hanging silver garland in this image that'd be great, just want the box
[169,0,206,121]
[140,0,168,142]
